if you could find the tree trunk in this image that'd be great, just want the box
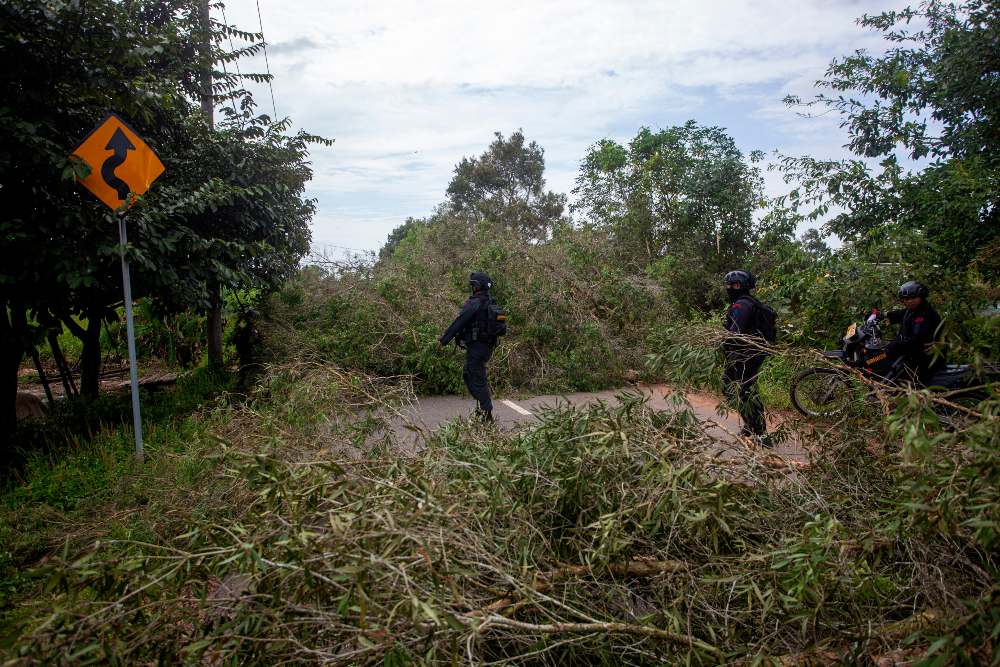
[30,346,54,408]
[207,281,223,368]
[80,315,103,398]
[0,305,26,443]
[72,313,104,398]
[47,329,77,398]
[62,310,104,398]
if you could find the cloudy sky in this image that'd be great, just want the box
[221,0,910,259]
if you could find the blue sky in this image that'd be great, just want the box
[222,0,912,259]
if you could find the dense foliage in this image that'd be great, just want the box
[0,0,327,436]
[2,363,997,664]
[271,223,666,395]
[445,130,567,241]
[280,122,765,396]
[774,0,999,281]
[574,122,766,313]
[757,0,1000,362]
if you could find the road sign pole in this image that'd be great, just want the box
[118,214,144,463]
[71,112,163,463]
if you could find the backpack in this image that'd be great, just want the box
[477,297,508,341]
[744,296,777,344]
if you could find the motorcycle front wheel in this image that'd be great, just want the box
[937,389,989,431]
[791,368,855,417]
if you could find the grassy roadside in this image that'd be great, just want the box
[0,363,411,647]
[0,369,232,634]
[0,356,996,664]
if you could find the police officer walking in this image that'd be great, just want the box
[880,281,943,384]
[440,272,499,422]
[722,270,769,443]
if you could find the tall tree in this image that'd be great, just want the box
[445,130,566,240]
[0,0,326,431]
[775,0,1000,281]
[0,0,204,414]
[573,122,765,311]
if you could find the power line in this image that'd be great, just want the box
[255,0,279,121]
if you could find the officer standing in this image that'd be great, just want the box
[881,281,943,384]
[722,270,768,442]
[440,272,497,422]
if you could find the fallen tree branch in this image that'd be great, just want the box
[749,610,943,666]
[470,559,688,617]
[477,614,723,657]
[538,559,688,584]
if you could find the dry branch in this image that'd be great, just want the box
[476,615,724,656]
[471,559,689,617]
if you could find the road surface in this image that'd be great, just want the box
[383,383,806,462]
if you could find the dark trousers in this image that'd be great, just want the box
[887,355,939,387]
[723,356,766,436]
[463,341,495,414]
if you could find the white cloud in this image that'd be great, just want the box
[220,0,911,255]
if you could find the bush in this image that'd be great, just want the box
[264,218,674,395]
[5,364,998,664]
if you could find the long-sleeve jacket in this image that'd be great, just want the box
[722,296,765,364]
[884,303,942,370]
[440,293,489,346]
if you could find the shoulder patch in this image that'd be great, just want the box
[914,316,925,323]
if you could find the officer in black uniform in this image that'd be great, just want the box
[722,270,768,440]
[881,281,942,384]
[440,272,497,422]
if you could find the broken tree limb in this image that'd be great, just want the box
[471,559,689,617]
[476,615,724,657]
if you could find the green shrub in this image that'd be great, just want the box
[265,220,671,395]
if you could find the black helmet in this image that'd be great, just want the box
[898,281,928,299]
[723,270,756,290]
[469,272,492,291]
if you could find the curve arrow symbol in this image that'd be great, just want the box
[102,128,136,202]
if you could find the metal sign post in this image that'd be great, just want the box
[118,212,144,463]
[71,113,165,464]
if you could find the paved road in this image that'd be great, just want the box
[386,383,807,462]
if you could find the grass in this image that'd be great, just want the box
[0,367,233,633]
[1,358,996,665]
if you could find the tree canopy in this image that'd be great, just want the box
[444,130,566,241]
[0,0,328,433]
[775,0,999,281]
[573,121,766,312]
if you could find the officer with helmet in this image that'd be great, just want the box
[722,269,769,442]
[440,272,498,422]
[880,280,943,383]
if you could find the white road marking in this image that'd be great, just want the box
[501,399,533,416]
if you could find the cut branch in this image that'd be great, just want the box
[477,615,723,656]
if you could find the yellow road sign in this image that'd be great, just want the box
[71,113,165,210]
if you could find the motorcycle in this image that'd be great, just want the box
[790,313,995,422]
